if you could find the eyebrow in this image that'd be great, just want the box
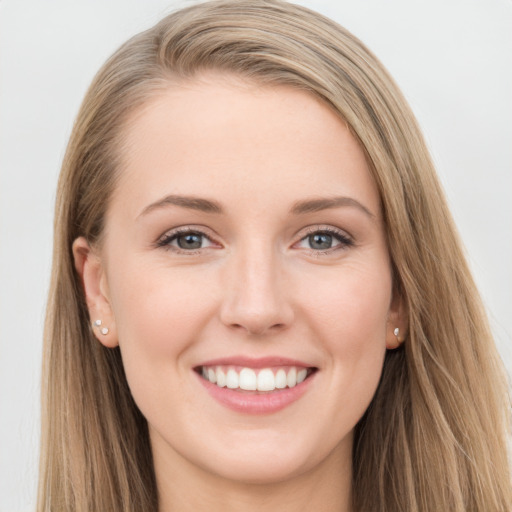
[290,196,375,218]
[138,194,375,219]
[139,194,223,217]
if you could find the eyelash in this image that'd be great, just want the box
[156,225,354,255]
[156,226,217,255]
[297,226,354,255]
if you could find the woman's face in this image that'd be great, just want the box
[77,75,403,485]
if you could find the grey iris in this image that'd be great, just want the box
[309,233,332,250]
[178,233,203,249]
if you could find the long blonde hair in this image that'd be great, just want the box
[38,1,511,510]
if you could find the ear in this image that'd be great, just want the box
[72,237,118,348]
[386,288,408,350]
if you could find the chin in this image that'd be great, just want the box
[199,449,315,485]
[187,428,350,486]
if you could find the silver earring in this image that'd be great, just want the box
[394,327,400,338]
[94,319,109,335]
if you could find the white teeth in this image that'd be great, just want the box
[216,368,226,387]
[297,368,307,384]
[226,369,239,389]
[207,368,217,383]
[239,368,257,390]
[201,365,311,391]
[286,367,297,388]
[275,369,287,389]
[257,369,275,391]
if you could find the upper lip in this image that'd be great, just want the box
[196,356,316,369]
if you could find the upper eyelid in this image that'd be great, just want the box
[296,224,353,240]
[158,225,217,241]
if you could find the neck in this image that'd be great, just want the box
[153,435,353,512]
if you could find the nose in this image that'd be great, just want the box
[219,245,294,336]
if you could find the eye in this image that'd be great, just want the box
[308,233,336,250]
[174,232,207,250]
[157,228,217,252]
[295,227,353,253]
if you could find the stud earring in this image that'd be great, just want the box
[94,319,109,335]
[394,327,400,339]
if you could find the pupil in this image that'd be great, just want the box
[310,233,332,250]
[178,233,202,249]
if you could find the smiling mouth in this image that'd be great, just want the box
[195,365,317,393]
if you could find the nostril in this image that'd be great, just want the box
[230,321,287,337]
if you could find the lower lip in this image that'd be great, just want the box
[195,371,315,414]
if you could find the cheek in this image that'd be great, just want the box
[106,261,218,398]
[110,261,214,348]
[106,263,219,423]
[301,265,391,405]
[303,264,392,347]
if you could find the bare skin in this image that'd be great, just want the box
[154,431,352,512]
[74,74,405,511]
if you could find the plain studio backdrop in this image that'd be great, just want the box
[0,1,511,510]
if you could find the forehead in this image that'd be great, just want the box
[111,75,380,220]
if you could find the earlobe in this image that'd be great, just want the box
[72,237,118,348]
[386,326,404,350]
[386,290,408,350]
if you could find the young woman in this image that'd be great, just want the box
[38,1,511,510]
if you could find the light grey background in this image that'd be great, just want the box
[1,1,511,510]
